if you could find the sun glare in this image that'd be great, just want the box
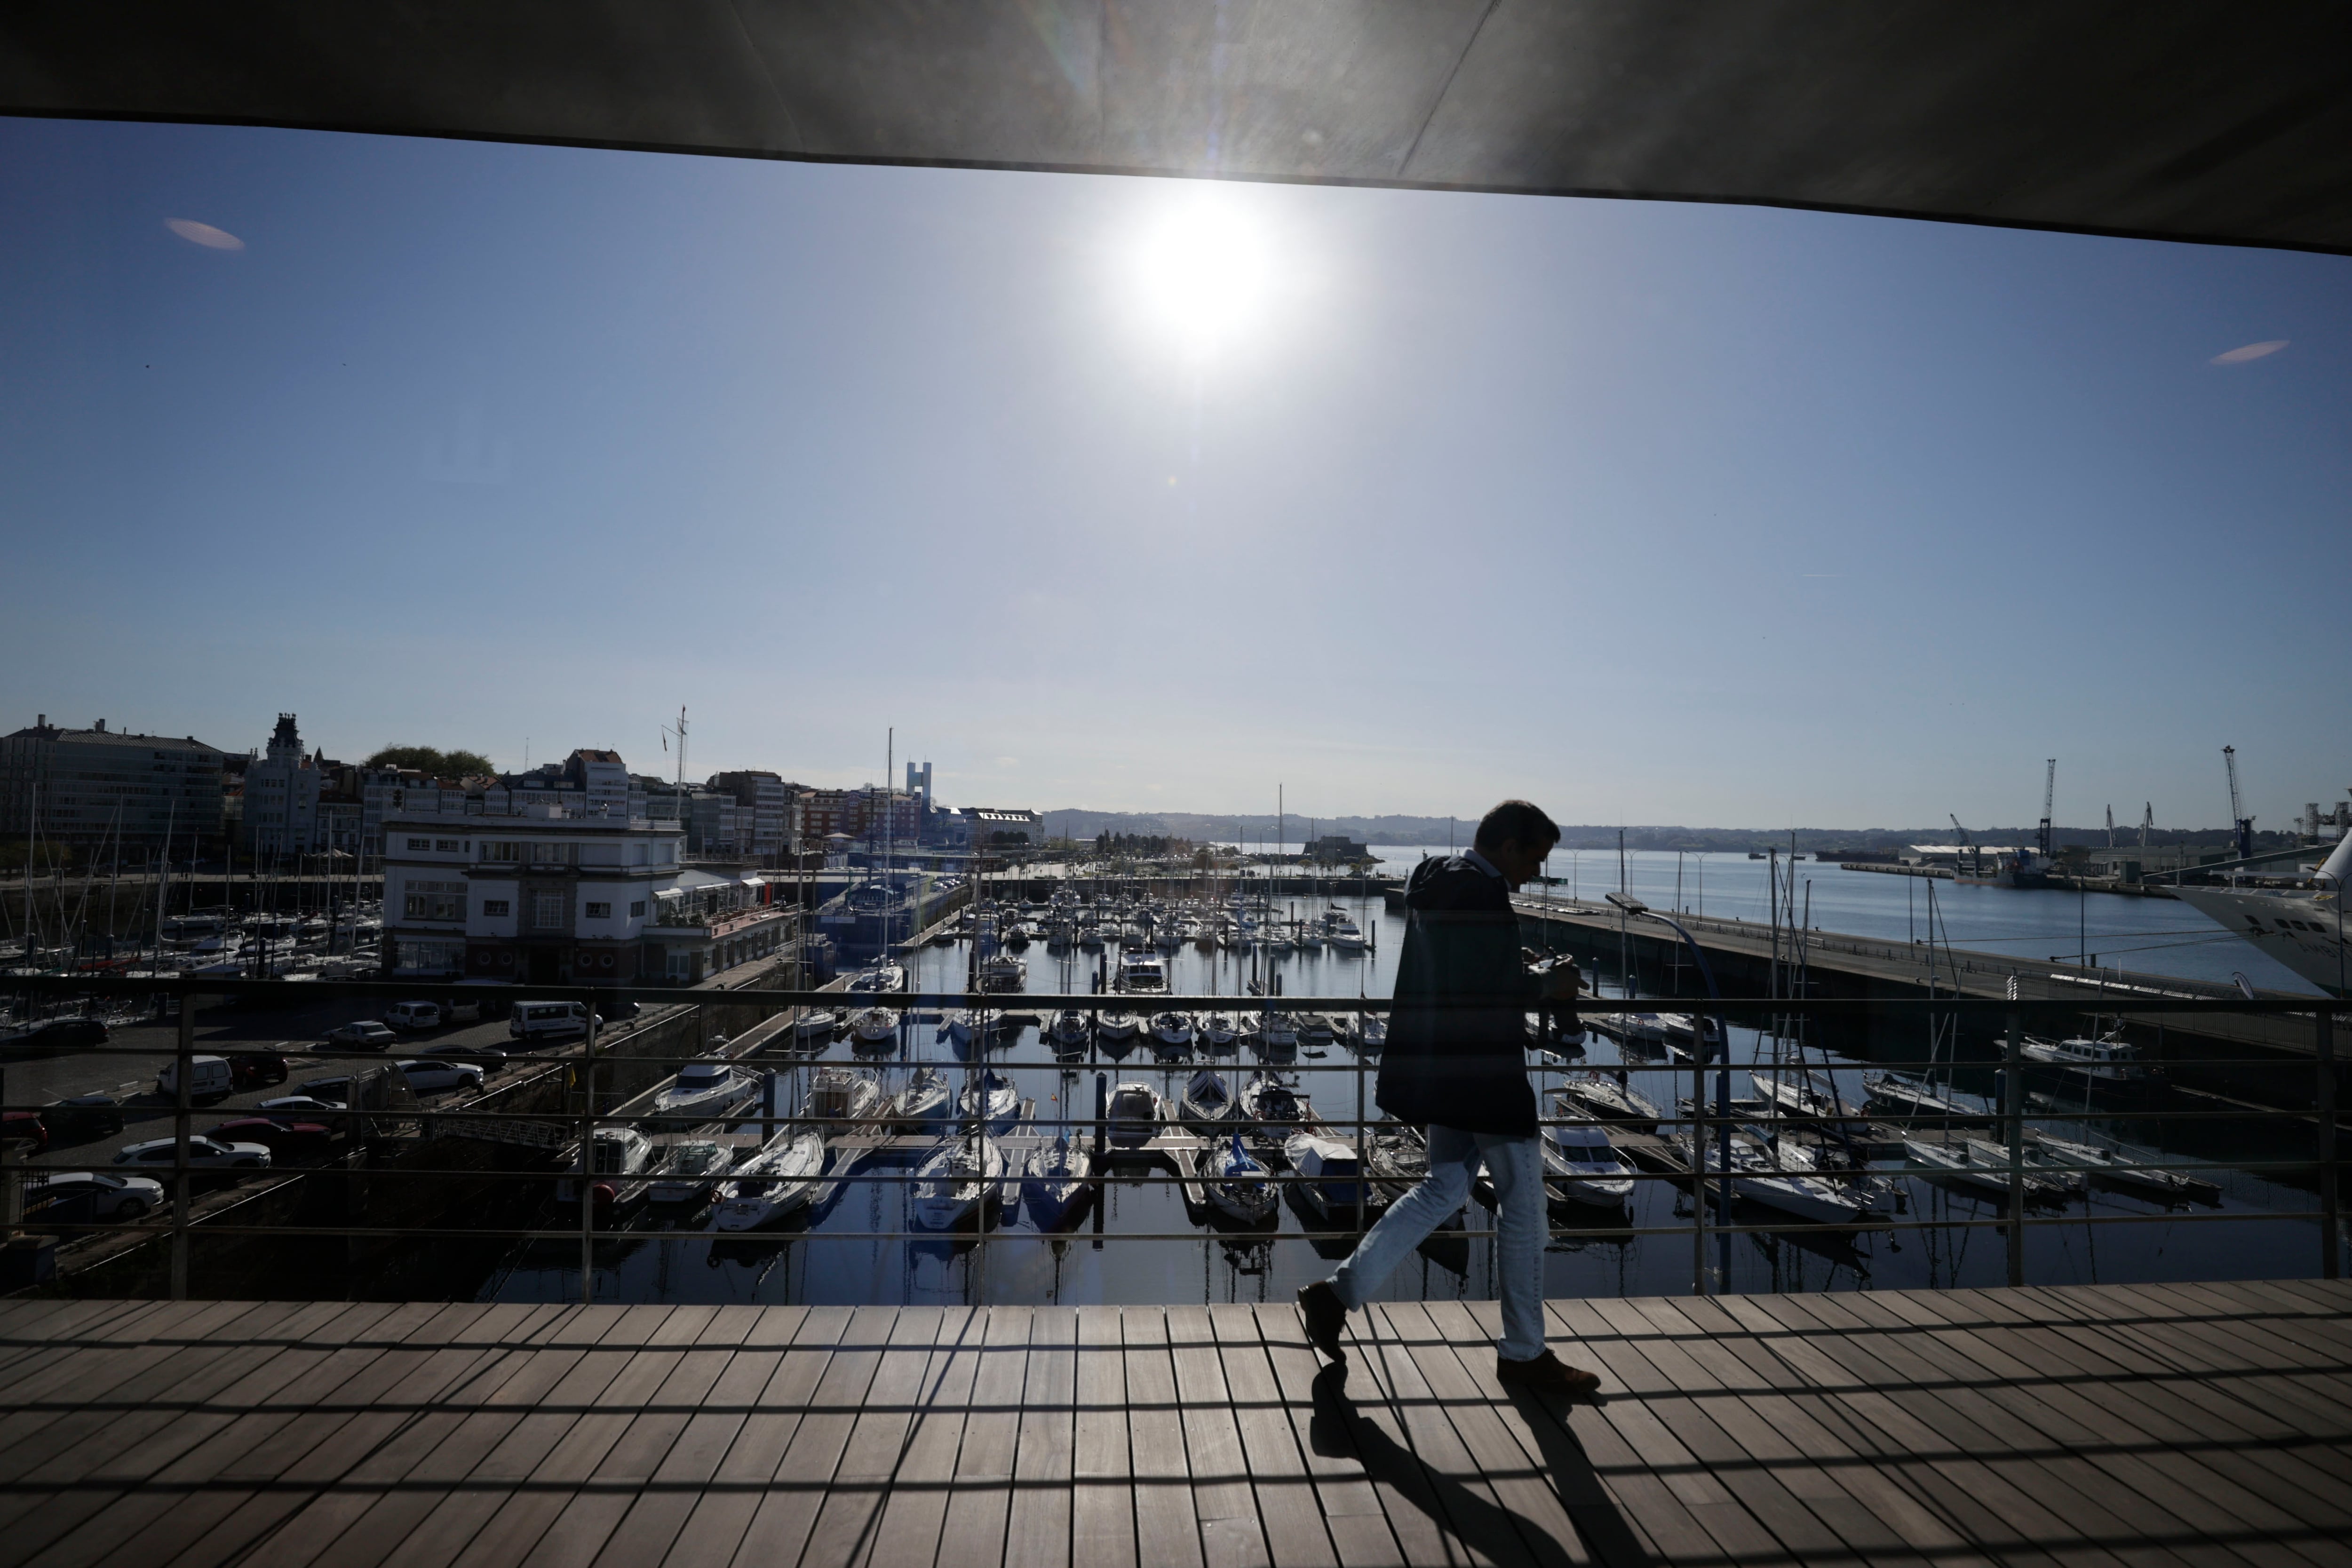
[1131,199,1271,358]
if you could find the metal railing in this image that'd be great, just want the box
[0,973,2342,1303]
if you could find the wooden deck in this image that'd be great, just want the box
[0,1281,2347,1567]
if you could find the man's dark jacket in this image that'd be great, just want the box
[1375,854,1540,1137]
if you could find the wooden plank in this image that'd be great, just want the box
[659,1305,849,1568]
[1351,1302,1537,1568]
[1164,1304,1272,1568]
[804,1307,941,1568]
[1394,1303,1590,1568]
[1004,1305,1076,1568]
[938,1304,1032,1568]
[859,1306,981,1568]
[1197,1304,1336,1568]
[1238,1304,1409,1568]
[1120,1308,1207,1568]
[723,1304,899,1568]
[584,1309,804,1568]
[1070,1306,1137,1568]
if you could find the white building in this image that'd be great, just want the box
[243,714,321,859]
[380,800,793,985]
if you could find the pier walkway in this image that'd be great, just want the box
[1,1279,2346,1567]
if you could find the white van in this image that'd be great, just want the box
[509,1001,593,1042]
[156,1056,234,1102]
[385,1001,443,1031]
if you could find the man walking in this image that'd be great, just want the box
[1298,800,1602,1395]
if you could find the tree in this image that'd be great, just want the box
[366,745,496,779]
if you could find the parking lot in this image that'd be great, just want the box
[4,989,686,1176]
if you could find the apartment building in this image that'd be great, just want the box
[0,716,225,850]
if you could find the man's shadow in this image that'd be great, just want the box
[1309,1364,1651,1568]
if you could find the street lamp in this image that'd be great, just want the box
[1605,891,1733,1291]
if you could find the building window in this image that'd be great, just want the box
[482,899,510,917]
[585,901,611,919]
[436,838,460,852]
[532,892,564,929]
[629,899,646,917]
[529,843,576,865]
[484,841,519,862]
[404,892,461,921]
[406,836,430,851]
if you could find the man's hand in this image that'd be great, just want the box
[1536,959,1583,1001]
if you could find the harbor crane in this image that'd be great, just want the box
[2224,745,2254,859]
[1948,812,1981,876]
[2140,803,2154,848]
[2037,759,2057,860]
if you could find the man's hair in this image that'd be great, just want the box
[1473,799,1560,853]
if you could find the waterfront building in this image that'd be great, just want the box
[707,769,795,856]
[1303,833,1375,865]
[686,791,742,857]
[242,714,322,860]
[963,806,1041,849]
[795,786,921,847]
[0,715,226,852]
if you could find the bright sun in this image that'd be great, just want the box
[1131,199,1271,358]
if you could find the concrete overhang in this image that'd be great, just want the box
[2,1,2347,254]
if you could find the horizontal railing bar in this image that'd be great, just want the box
[7,975,2344,1016]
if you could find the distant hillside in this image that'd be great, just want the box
[1033,808,2275,855]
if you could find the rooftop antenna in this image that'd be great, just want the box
[660,707,687,792]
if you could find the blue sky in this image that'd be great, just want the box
[2,117,2344,831]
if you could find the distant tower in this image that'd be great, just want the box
[906,760,932,811]
[266,713,302,763]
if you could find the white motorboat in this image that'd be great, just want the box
[1114,951,1168,994]
[1049,1010,1091,1059]
[1240,1073,1308,1137]
[803,1065,882,1132]
[846,961,906,994]
[1257,1014,1299,1063]
[1748,1071,1868,1137]
[1542,1115,1638,1207]
[2169,842,2350,996]
[1199,1014,1240,1053]
[1355,1014,1385,1055]
[556,1126,656,1209]
[2020,1033,2157,1083]
[979,952,1027,993]
[652,1060,759,1128]
[960,1068,1019,1134]
[711,1126,829,1229]
[1022,1136,1093,1229]
[1902,1136,2073,1203]
[793,1009,839,1045]
[646,1138,736,1204]
[1282,1131,1368,1217]
[937,1011,975,1049]
[1106,1082,1164,1146]
[1149,1011,1194,1059]
[1097,1011,1141,1059]
[849,1006,900,1051]
[1180,1067,1236,1127]
[894,1066,954,1131]
[1204,1132,1278,1223]
[908,1135,1007,1229]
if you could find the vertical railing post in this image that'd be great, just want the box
[1353,1024,1367,1235]
[2320,1006,2339,1281]
[2005,1011,2025,1289]
[1691,1034,1708,1296]
[579,1000,598,1305]
[171,989,193,1300]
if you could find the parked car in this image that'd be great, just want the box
[258,1094,347,1117]
[3,1110,48,1152]
[113,1135,272,1173]
[384,1001,443,1031]
[40,1094,125,1143]
[204,1118,334,1158]
[438,1044,509,1068]
[325,1021,397,1051]
[227,1051,289,1089]
[26,1171,165,1221]
[155,1056,235,1102]
[395,1059,486,1096]
[1,1016,110,1051]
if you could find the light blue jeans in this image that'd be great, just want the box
[1328,1125,1549,1361]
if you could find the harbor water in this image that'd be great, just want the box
[469,852,2328,1309]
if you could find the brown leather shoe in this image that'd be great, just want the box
[1297,1281,1348,1365]
[1495,1349,1601,1396]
